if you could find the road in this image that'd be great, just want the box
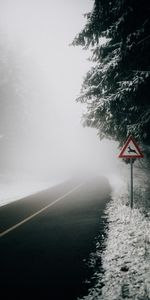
[0,177,111,299]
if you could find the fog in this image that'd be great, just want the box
[0,0,120,191]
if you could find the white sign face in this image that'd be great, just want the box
[119,135,144,158]
[122,140,141,156]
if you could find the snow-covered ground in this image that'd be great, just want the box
[0,174,63,207]
[79,161,150,300]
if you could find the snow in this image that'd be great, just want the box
[0,176,64,207]
[79,163,150,300]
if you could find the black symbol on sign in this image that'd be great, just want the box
[128,146,137,154]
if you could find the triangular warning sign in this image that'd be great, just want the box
[118,135,144,158]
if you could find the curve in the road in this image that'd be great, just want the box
[0,182,84,238]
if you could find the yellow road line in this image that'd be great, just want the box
[0,183,84,238]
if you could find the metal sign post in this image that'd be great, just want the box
[118,135,144,209]
[130,158,133,209]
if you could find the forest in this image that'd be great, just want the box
[73,0,150,153]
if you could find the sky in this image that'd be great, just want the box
[0,0,120,182]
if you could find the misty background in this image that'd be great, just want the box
[0,0,121,204]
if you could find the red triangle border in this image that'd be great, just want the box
[118,135,144,158]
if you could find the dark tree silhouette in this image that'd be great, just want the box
[73,0,150,147]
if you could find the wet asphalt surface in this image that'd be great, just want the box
[0,177,111,299]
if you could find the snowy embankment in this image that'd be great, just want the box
[80,163,150,300]
[0,182,49,207]
[0,175,64,207]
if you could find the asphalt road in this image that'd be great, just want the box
[0,177,111,299]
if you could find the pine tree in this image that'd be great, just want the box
[73,0,150,147]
